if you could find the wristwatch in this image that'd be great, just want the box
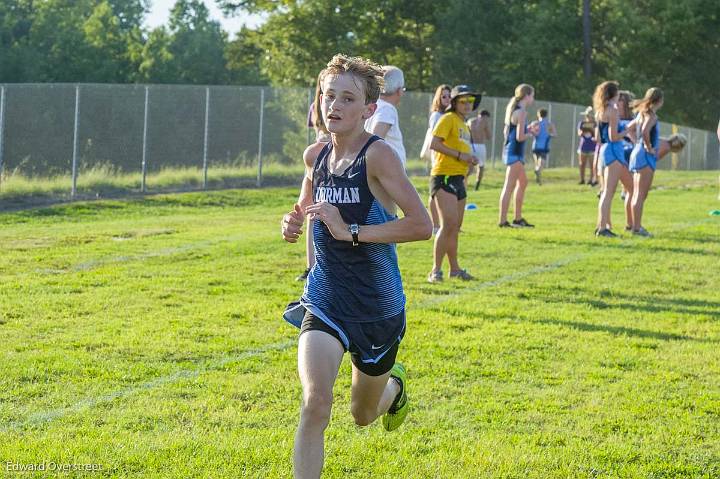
[348,223,360,246]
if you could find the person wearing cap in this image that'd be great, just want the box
[577,106,597,185]
[365,65,406,166]
[426,85,481,283]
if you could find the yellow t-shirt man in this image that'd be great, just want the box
[430,112,472,176]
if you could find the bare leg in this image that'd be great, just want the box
[457,197,466,232]
[349,365,399,427]
[631,167,654,231]
[499,165,520,224]
[590,145,600,184]
[533,154,543,185]
[579,154,586,183]
[513,164,528,221]
[618,166,634,229]
[433,189,461,273]
[429,195,439,231]
[294,331,344,479]
[597,162,622,231]
[475,166,484,190]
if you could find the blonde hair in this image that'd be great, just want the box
[320,54,384,104]
[430,84,451,113]
[311,71,328,135]
[592,81,619,120]
[504,84,534,125]
[633,87,663,115]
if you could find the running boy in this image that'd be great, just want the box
[530,108,556,185]
[281,54,432,479]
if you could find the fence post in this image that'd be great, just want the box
[703,130,708,170]
[491,98,498,168]
[570,105,577,168]
[687,129,692,170]
[547,103,553,167]
[257,88,265,188]
[141,85,149,193]
[71,84,80,198]
[203,86,210,189]
[0,86,5,190]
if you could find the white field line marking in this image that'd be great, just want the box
[9,217,712,428]
[8,256,582,429]
[33,234,245,274]
[4,340,294,430]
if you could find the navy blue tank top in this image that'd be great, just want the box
[504,106,526,159]
[302,135,405,322]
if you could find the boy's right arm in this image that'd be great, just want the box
[282,143,322,243]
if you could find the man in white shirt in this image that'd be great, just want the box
[365,66,406,165]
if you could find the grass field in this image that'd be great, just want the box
[1,168,719,478]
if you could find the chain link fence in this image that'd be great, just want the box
[0,84,718,202]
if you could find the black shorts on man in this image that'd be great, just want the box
[290,306,403,376]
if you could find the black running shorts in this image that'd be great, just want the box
[300,310,400,376]
[430,175,467,200]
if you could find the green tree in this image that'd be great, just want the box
[225,27,268,85]
[138,0,228,84]
[221,0,435,89]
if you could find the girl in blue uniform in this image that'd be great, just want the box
[531,108,556,185]
[617,90,636,205]
[629,87,664,237]
[498,83,536,228]
[593,81,634,237]
[618,91,635,163]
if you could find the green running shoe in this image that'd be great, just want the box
[382,363,408,432]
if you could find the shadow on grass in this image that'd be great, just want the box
[533,317,717,343]
[543,237,717,257]
[538,286,720,317]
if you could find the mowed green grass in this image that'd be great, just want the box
[0,168,719,478]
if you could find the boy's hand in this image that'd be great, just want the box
[305,202,350,242]
[281,204,305,243]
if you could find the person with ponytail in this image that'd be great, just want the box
[498,83,536,228]
[628,87,664,237]
[593,81,634,237]
[426,84,452,234]
[595,90,634,201]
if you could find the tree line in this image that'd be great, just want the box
[1,0,718,129]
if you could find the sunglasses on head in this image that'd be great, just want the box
[456,96,476,105]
